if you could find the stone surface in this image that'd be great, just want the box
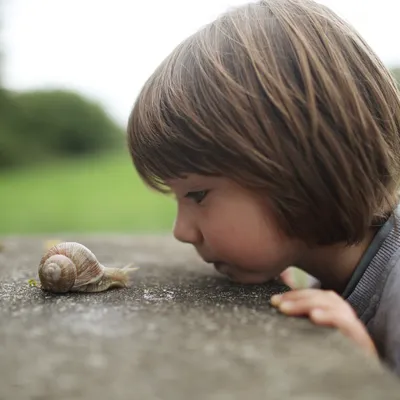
[0,234,399,400]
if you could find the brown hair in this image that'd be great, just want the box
[127,0,400,246]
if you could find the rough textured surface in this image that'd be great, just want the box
[0,234,399,400]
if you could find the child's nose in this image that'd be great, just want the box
[173,213,202,245]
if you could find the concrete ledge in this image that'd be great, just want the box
[0,234,399,399]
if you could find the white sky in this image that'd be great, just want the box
[2,0,399,126]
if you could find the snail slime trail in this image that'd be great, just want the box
[37,242,139,293]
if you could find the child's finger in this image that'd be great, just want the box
[279,268,317,289]
[310,309,377,356]
[279,268,297,288]
[271,288,338,306]
[275,297,337,316]
[273,294,355,317]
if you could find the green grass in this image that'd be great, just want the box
[0,151,176,234]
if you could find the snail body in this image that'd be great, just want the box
[38,242,138,293]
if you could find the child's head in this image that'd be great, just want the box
[127,0,400,282]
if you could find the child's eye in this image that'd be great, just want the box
[184,190,209,204]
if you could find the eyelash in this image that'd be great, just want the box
[184,190,209,204]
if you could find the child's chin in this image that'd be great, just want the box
[213,262,273,285]
[228,275,273,285]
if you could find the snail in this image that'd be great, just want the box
[38,242,138,293]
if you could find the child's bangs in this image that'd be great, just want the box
[127,55,222,193]
[128,114,218,194]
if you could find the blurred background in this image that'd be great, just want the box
[0,0,399,235]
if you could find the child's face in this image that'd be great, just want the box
[166,174,305,284]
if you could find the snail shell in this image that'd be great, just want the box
[38,242,137,293]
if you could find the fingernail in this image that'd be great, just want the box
[270,294,282,306]
[279,301,294,312]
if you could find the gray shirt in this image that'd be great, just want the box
[342,206,400,375]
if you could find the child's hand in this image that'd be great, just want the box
[270,289,378,357]
[279,267,320,289]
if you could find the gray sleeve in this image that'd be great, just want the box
[368,262,400,375]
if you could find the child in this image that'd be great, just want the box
[127,0,400,375]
